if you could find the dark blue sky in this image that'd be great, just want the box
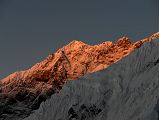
[0,0,159,79]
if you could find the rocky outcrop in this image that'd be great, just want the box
[25,34,159,120]
[0,32,159,120]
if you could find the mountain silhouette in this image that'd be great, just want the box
[0,32,159,120]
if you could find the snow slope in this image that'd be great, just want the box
[25,37,159,120]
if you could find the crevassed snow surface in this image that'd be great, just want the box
[25,38,159,120]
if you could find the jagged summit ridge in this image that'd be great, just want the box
[67,40,88,46]
[0,32,159,120]
[25,33,159,120]
[116,36,132,45]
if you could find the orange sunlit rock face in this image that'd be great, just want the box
[0,32,159,111]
